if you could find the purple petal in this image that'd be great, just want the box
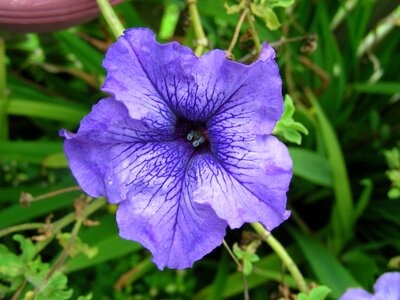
[339,288,373,300]
[116,184,227,269]
[102,28,194,127]
[374,272,400,300]
[102,29,282,135]
[189,135,291,230]
[61,97,175,203]
[196,43,282,134]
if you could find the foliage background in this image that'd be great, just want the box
[0,0,399,299]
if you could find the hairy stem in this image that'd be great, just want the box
[96,0,125,40]
[187,0,208,56]
[20,186,81,207]
[251,222,309,294]
[222,240,249,300]
[226,8,249,59]
[44,218,83,282]
[0,223,45,238]
[35,197,106,254]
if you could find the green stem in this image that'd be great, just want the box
[0,223,45,238]
[35,197,106,253]
[246,14,262,54]
[226,8,249,59]
[251,222,309,294]
[0,37,8,140]
[187,0,208,56]
[96,0,125,40]
[44,218,83,282]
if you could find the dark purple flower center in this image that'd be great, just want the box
[175,118,209,150]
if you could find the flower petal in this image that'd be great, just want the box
[61,98,176,203]
[339,288,373,300]
[374,272,400,299]
[192,43,282,133]
[190,135,291,230]
[102,28,196,125]
[103,28,281,134]
[116,156,228,269]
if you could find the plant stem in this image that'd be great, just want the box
[20,186,81,207]
[35,197,106,253]
[0,37,8,140]
[96,0,125,40]
[0,223,45,238]
[246,14,262,54]
[187,0,208,56]
[222,240,249,300]
[251,222,309,294]
[222,239,242,269]
[226,8,249,59]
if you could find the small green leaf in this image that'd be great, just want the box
[224,2,245,14]
[35,271,72,300]
[57,233,98,259]
[309,286,331,300]
[13,234,36,262]
[232,243,245,259]
[77,293,93,300]
[250,3,281,30]
[266,0,295,8]
[274,95,309,145]
[242,260,254,276]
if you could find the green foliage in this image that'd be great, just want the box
[297,286,331,300]
[383,146,400,199]
[1,0,399,299]
[0,235,72,299]
[232,242,260,276]
[274,94,309,145]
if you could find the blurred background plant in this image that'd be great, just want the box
[0,0,399,299]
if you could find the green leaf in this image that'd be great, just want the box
[0,141,62,164]
[65,235,142,273]
[308,91,354,252]
[266,0,295,8]
[352,82,400,96]
[289,147,332,187]
[250,4,281,30]
[56,233,98,259]
[77,293,93,300]
[42,152,69,169]
[232,243,245,259]
[13,234,36,262]
[289,228,359,299]
[53,31,105,76]
[308,286,331,300]
[35,271,72,300]
[0,244,25,294]
[7,98,88,123]
[274,95,309,145]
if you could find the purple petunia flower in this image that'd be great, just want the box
[340,272,400,300]
[61,28,292,269]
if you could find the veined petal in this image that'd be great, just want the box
[103,29,281,134]
[61,98,176,203]
[189,135,291,230]
[102,28,196,126]
[192,43,282,133]
[116,160,227,269]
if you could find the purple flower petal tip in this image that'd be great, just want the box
[61,28,292,269]
[59,129,75,139]
[340,272,400,300]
